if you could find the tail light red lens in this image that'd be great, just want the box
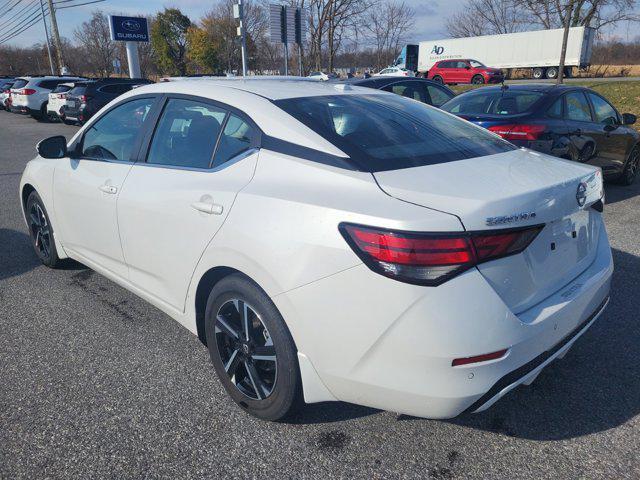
[339,223,543,286]
[488,124,546,141]
[79,95,91,103]
[452,349,508,367]
[21,88,36,95]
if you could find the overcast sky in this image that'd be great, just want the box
[4,0,638,47]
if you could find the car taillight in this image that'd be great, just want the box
[79,95,91,103]
[339,223,543,286]
[21,88,36,95]
[488,124,546,141]
[3,90,9,94]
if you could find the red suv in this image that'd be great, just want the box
[428,59,504,85]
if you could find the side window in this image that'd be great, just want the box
[212,114,256,168]
[438,62,450,69]
[82,98,154,161]
[588,93,619,125]
[546,97,563,118]
[456,61,469,68]
[426,85,454,107]
[385,81,427,103]
[147,98,227,169]
[565,92,592,122]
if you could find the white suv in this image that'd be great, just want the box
[46,82,76,121]
[10,76,84,121]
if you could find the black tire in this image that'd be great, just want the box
[616,146,639,186]
[532,67,545,79]
[432,75,444,84]
[204,274,301,421]
[26,191,61,268]
[472,75,485,84]
[546,67,559,79]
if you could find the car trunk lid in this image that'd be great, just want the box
[373,148,604,312]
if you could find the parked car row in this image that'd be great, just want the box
[0,75,152,126]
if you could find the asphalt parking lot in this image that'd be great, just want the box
[1,111,639,480]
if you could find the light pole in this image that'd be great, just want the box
[234,0,248,76]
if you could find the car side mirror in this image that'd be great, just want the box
[622,113,637,125]
[604,124,618,132]
[465,65,471,70]
[36,135,68,159]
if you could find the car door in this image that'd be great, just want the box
[586,91,631,174]
[563,90,603,168]
[116,96,260,312]
[457,61,473,83]
[53,96,159,278]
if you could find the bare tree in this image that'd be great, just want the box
[365,0,415,69]
[73,11,117,76]
[449,0,639,37]
[446,0,525,37]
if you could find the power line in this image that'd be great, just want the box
[0,7,44,43]
[53,0,105,8]
[0,0,40,30]
[0,1,26,21]
[0,6,47,44]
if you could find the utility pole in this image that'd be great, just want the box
[234,0,248,76]
[46,0,66,74]
[39,0,55,75]
[557,0,574,85]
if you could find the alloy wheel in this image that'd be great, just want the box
[29,203,51,259]
[214,299,277,400]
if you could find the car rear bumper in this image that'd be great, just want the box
[274,219,613,418]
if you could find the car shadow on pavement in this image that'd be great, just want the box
[444,247,640,440]
[0,228,41,281]
[0,228,86,281]
[604,181,640,204]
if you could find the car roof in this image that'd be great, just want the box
[457,83,583,95]
[346,76,449,88]
[131,77,386,101]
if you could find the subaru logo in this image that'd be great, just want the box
[122,20,141,31]
[576,182,587,207]
[430,45,444,55]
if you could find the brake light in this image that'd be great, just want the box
[3,89,9,94]
[488,124,546,141]
[79,95,91,103]
[21,88,36,95]
[339,223,543,286]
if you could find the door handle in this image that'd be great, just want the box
[98,184,118,194]
[191,201,223,215]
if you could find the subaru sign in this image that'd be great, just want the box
[109,16,149,42]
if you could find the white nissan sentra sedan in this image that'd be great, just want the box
[20,78,612,421]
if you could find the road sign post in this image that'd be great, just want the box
[108,16,149,79]
[269,5,305,76]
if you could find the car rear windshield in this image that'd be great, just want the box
[12,79,28,89]
[69,84,89,96]
[441,90,545,116]
[274,94,516,172]
[51,84,71,93]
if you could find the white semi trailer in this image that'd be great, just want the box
[396,26,596,79]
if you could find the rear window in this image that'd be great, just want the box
[442,90,545,116]
[69,84,88,96]
[51,84,72,94]
[275,94,516,172]
[12,79,28,89]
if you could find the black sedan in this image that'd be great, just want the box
[347,76,455,108]
[441,84,639,185]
